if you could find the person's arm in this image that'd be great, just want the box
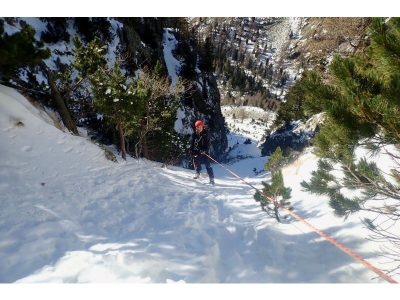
[202,132,210,154]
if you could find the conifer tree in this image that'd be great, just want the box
[134,62,185,160]
[294,18,400,268]
[90,66,146,160]
[254,147,292,222]
[72,37,107,79]
[73,37,146,160]
[73,38,186,162]
[0,21,50,79]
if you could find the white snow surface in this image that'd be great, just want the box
[174,105,193,135]
[3,20,21,35]
[162,28,181,87]
[106,19,124,68]
[163,28,188,135]
[0,85,399,283]
[222,105,275,148]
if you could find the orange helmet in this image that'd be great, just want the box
[195,120,204,127]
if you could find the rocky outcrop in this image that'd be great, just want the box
[261,113,325,156]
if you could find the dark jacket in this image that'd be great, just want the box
[190,129,210,156]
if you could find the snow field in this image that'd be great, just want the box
[0,85,397,283]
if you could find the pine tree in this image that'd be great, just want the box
[91,66,147,160]
[0,21,50,79]
[254,147,292,222]
[134,65,185,161]
[73,37,146,160]
[73,37,186,162]
[296,18,400,269]
[72,37,107,79]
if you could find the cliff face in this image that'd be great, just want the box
[159,26,228,159]
[190,72,227,158]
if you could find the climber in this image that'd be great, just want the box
[189,120,215,184]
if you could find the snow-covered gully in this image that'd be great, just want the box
[1,85,399,283]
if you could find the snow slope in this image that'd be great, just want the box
[0,85,398,283]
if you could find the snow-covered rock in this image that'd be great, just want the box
[261,113,324,156]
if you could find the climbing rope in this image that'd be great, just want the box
[203,153,398,284]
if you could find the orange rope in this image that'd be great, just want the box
[204,153,398,284]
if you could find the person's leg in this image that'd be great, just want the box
[204,155,214,183]
[193,155,201,178]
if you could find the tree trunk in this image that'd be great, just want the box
[142,134,149,159]
[273,202,281,223]
[118,121,127,160]
[44,66,78,135]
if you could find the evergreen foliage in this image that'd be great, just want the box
[72,37,107,79]
[274,74,309,126]
[1,18,225,163]
[90,65,146,135]
[222,62,267,96]
[73,37,146,160]
[254,147,292,222]
[272,20,400,269]
[73,38,185,162]
[133,64,185,161]
[264,146,285,173]
[292,18,400,263]
[0,21,50,79]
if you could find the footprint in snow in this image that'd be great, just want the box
[63,147,73,153]
[2,126,12,132]
[21,145,33,152]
